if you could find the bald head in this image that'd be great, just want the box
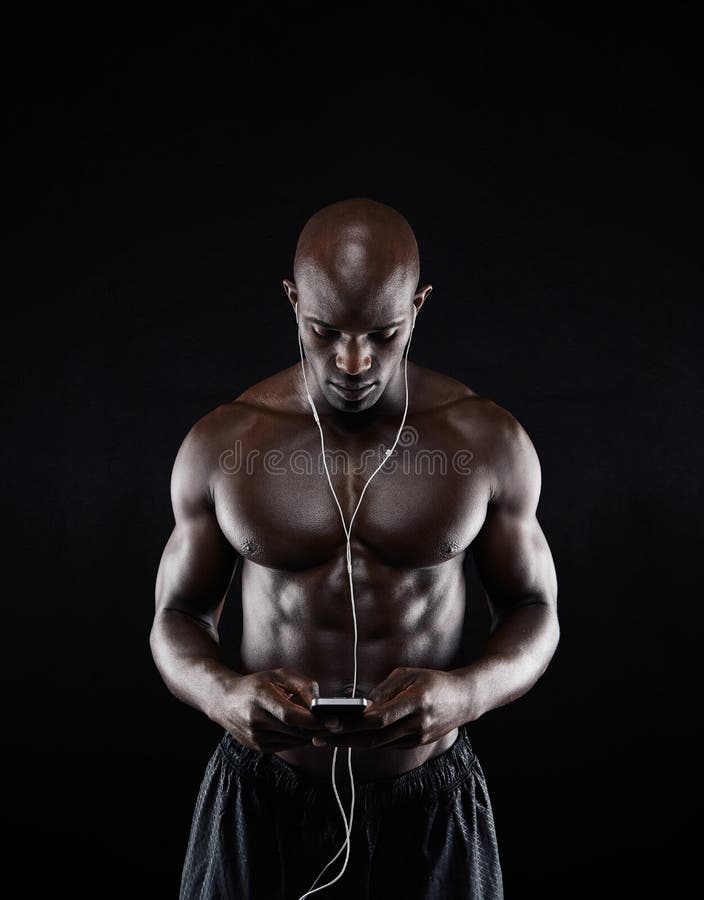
[293,198,420,304]
[284,198,432,415]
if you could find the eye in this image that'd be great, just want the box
[311,326,398,341]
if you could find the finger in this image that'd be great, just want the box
[367,668,417,706]
[313,730,376,749]
[260,691,326,732]
[347,691,419,731]
[270,668,320,708]
[322,713,421,750]
[258,708,323,735]
[367,713,423,748]
[249,712,329,753]
[330,693,417,734]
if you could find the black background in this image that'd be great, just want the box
[4,3,701,898]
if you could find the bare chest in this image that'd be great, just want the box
[212,419,490,569]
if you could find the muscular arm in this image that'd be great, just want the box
[455,411,559,720]
[150,419,242,720]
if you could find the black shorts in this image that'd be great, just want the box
[179,723,504,899]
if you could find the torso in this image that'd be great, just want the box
[207,361,501,779]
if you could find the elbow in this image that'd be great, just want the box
[539,611,560,676]
[550,604,560,653]
[149,619,158,655]
[148,622,160,669]
[149,613,166,669]
[148,615,177,695]
[548,604,560,649]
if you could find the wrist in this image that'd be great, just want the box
[448,657,504,723]
[451,651,537,721]
[198,658,242,724]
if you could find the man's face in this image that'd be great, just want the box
[295,268,416,413]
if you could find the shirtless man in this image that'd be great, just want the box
[150,198,559,900]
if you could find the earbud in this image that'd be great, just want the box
[295,305,299,323]
[411,307,417,329]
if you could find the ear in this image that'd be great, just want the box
[282,278,298,319]
[412,283,433,319]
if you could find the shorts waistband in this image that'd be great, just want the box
[216,723,478,811]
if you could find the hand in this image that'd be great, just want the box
[312,667,469,751]
[211,667,329,752]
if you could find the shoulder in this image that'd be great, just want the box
[170,401,259,513]
[481,402,541,510]
[446,392,541,508]
[176,401,255,459]
[409,363,478,413]
[231,365,303,415]
[172,364,307,482]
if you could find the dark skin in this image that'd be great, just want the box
[150,198,559,781]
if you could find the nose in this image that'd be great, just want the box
[335,337,372,377]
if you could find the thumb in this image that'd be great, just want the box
[271,668,320,707]
[368,667,415,706]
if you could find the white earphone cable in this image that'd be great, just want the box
[295,306,416,899]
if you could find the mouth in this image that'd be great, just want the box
[330,382,376,401]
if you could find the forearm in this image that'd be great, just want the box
[149,608,241,719]
[451,601,560,721]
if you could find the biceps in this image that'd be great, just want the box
[155,509,240,624]
[472,504,556,610]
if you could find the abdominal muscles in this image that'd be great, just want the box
[238,558,466,696]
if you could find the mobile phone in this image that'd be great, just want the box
[310,697,368,722]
